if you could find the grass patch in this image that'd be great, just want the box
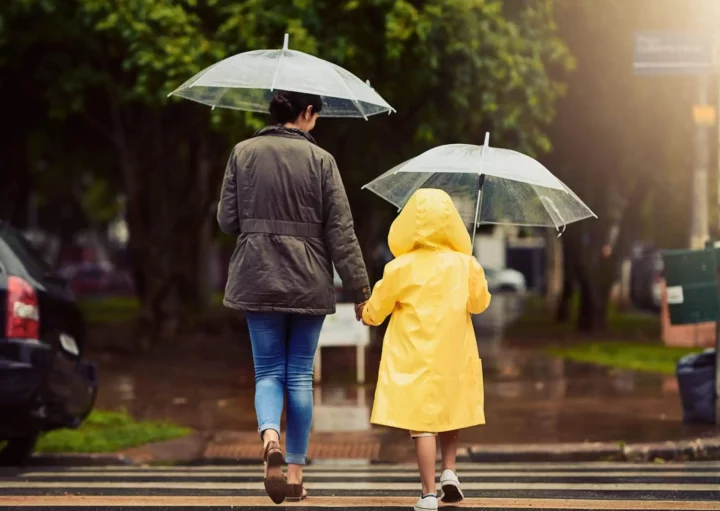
[79,293,226,324]
[507,295,661,341]
[544,342,700,375]
[79,296,140,324]
[36,410,191,453]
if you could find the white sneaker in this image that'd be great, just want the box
[439,469,464,503]
[413,494,438,511]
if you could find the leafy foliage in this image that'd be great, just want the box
[2,0,571,344]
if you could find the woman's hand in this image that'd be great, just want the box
[354,301,368,322]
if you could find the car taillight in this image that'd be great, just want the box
[6,276,40,339]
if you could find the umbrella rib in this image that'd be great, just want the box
[210,88,230,110]
[271,34,290,91]
[533,186,567,231]
[331,65,368,120]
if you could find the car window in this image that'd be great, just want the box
[0,225,54,280]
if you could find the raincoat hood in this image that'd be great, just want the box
[388,188,472,258]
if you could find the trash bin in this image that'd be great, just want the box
[662,249,720,325]
[676,349,717,424]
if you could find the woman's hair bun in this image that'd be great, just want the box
[269,94,294,122]
[268,91,324,124]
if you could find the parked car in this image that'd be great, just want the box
[0,221,97,465]
[484,267,527,293]
[57,261,133,298]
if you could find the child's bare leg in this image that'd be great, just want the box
[415,435,437,496]
[439,430,459,472]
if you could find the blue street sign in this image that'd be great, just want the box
[633,32,715,75]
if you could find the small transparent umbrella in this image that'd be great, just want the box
[168,34,395,119]
[363,133,596,246]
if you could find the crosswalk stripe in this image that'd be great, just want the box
[1,481,717,490]
[18,470,720,478]
[3,462,718,508]
[2,496,720,509]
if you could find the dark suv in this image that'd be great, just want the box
[0,221,97,465]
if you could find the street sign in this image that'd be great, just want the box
[633,32,715,75]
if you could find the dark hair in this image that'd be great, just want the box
[269,91,323,124]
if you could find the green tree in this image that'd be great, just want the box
[221,0,573,268]
[3,0,572,348]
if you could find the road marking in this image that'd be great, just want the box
[41,461,720,471]
[19,470,720,479]
[2,481,718,491]
[2,495,720,509]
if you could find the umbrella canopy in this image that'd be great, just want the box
[168,34,395,119]
[363,133,596,244]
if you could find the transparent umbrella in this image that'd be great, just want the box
[363,133,596,245]
[168,34,395,119]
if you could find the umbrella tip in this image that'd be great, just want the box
[484,132,490,147]
[283,33,289,50]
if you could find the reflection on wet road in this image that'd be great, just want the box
[93,294,719,444]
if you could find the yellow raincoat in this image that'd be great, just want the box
[363,189,491,433]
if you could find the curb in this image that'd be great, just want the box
[465,442,623,463]
[622,436,720,462]
[465,436,720,463]
[28,435,720,466]
[29,453,133,467]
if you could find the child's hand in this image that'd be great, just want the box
[354,301,368,322]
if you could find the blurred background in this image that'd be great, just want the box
[1,0,719,465]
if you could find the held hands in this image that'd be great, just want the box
[355,301,368,324]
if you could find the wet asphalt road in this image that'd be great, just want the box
[1,461,719,510]
[91,294,719,446]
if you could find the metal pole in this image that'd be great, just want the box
[471,132,491,249]
[716,71,720,425]
[691,76,710,249]
[715,319,720,425]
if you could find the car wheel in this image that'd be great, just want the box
[0,435,39,466]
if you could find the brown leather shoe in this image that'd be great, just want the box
[286,481,307,502]
[263,441,286,504]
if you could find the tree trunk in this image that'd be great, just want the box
[576,253,616,334]
[193,138,213,309]
[556,237,575,323]
[545,230,563,310]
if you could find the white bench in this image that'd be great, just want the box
[314,303,370,384]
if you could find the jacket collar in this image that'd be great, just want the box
[253,125,317,145]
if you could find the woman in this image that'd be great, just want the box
[217,91,370,504]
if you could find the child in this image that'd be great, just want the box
[362,189,491,511]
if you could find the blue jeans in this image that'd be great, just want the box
[246,311,325,465]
